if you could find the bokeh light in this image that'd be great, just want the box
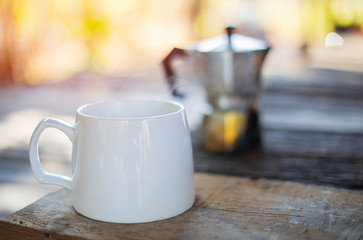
[0,0,362,85]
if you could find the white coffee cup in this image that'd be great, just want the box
[29,100,195,223]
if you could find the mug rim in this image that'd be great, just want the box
[77,99,184,120]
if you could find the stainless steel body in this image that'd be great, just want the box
[172,49,268,109]
[163,27,270,152]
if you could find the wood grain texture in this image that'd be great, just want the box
[193,130,363,189]
[1,173,362,240]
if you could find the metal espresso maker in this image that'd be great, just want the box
[163,27,270,153]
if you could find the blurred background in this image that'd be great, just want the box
[0,0,363,85]
[1,0,363,219]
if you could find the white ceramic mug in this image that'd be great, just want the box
[29,100,195,223]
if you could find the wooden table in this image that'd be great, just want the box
[193,67,363,189]
[1,173,362,240]
[1,55,363,238]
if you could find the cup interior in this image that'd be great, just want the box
[78,100,183,120]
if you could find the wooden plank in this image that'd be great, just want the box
[193,130,363,189]
[0,173,362,240]
[263,129,363,159]
[194,154,363,189]
[261,90,363,133]
[264,67,363,99]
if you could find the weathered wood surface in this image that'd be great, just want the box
[193,68,363,189]
[0,64,362,222]
[193,130,363,189]
[1,173,362,240]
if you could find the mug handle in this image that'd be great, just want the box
[29,117,74,189]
